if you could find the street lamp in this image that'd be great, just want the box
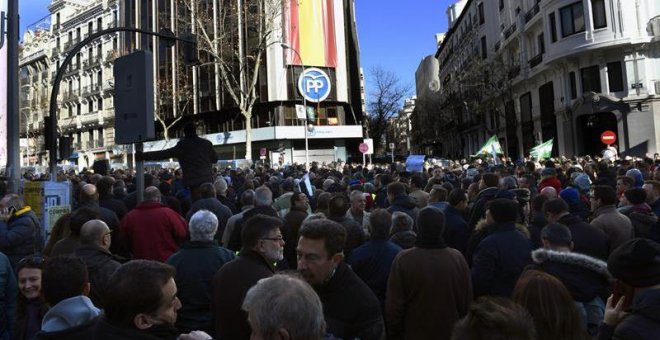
[280,43,310,171]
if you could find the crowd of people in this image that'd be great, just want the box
[0,152,659,339]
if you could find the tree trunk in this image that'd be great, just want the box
[244,114,252,160]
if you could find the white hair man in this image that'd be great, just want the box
[346,190,371,237]
[166,210,235,334]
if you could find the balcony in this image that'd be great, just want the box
[503,23,517,40]
[63,64,79,77]
[82,84,100,96]
[62,91,78,102]
[529,53,543,68]
[524,4,540,24]
[81,112,98,125]
[52,23,60,32]
[83,56,101,69]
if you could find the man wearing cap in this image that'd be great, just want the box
[599,238,660,338]
[528,223,611,335]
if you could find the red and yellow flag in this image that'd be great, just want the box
[285,0,337,68]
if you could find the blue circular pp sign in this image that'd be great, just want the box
[298,67,331,103]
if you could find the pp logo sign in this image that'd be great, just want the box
[298,67,331,103]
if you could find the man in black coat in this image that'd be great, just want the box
[444,188,470,254]
[76,184,125,257]
[211,215,283,340]
[386,182,419,230]
[543,198,609,261]
[185,183,232,241]
[297,219,385,340]
[74,220,122,309]
[468,173,500,229]
[96,176,128,221]
[139,122,218,202]
[167,210,235,335]
[227,186,279,252]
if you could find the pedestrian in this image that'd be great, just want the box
[589,185,633,252]
[0,194,44,269]
[13,255,47,340]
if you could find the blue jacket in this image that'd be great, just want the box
[0,208,43,269]
[443,206,469,254]
[0,252,17,340]
[347,240,402,309]
[598,288,660,340]
[471,222,531,298]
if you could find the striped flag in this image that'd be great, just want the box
[284,0,337,67]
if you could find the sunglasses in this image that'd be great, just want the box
[17,254,45,267]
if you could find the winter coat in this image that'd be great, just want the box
[314,262,385,340]
[75,203,123,257]
[14,298,46,340]
[597,288,660,340]
[217,195,238,215]
[186,198,232,241]
[590,205,633,253]
[119,201,188,261]
[390,231,417,250]
[346,240,402,310]
[36,317,180,340]
[0,208,43,268]
[529,248,611,302]
[166,241,235,334]
[141,135,218,188]
[443,205,469,254]
[212,249,275,340]
[73,245,122,308]
[468,187,499,229]
[227,206,279,252]
[346,209,371,237]
[98,194,128,221]
[387,194,419,229]
[328,215,365,257]
[471,221,532,298]
[282,206,308,269]
[40,296,100,333]
[527,211,547,249]
[387,246,472,340]
[0,252,16,340]
[619,204,658,240]
[538,175,562,194]
[221,205,253,247]
[375,187,389,209]
[557,213,610,261]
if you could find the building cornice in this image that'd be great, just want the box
[62,3,104,30]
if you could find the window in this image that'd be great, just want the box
[592,0,607,29]
[499,0,504,10]
[520,92,533,122]
[560,2,585,37]
[478,3,485,25]
[581,65,601,93]
[607,61,624,92]
[481,36,487,59]
[537,33,545,54]
[569,71,577,99]
[549,13,557,42]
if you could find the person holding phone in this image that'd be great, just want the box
[599,238,660,339]
[0,194,44,270]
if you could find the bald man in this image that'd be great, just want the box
[120,186,188,261]
[74,219,122,308]
[76,184,123,256]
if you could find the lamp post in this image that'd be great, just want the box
[281,43,309,171]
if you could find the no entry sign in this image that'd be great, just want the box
[359,143,369,154]
[600,131,616,145]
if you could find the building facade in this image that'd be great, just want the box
[391,96,415,156]
[416,0,660,159]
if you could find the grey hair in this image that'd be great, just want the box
[303,212,326,222]
[255,186,273,207]
[242,274,325,340]
[214,177,228,195]
[391,211,414,231]
[349,190,364,201]
[189,210,218,241]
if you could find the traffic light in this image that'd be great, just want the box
[44,116,55,151]
[181,32,199,66]
[58,136,72,160]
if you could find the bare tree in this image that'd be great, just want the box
[155,64,193,141]
[180,0,283,160]
[367,66,410,154]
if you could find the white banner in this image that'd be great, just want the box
[0,0,8,167]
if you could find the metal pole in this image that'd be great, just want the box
[281,44,308,171]
[6,0,20,192]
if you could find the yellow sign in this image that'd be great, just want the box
[23,182,43,219]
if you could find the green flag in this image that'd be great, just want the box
[473,135,504,157]
[530,139,554,160]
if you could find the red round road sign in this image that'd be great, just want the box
[600,131,617,145]
[359,143,369,154]
[259,148,267,157]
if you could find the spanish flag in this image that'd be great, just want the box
[285,0,337,68]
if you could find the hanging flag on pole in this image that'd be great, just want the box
[529,139,554,160]
[472,135,504,158]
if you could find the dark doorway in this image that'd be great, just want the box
[577,112,618,156]
[505,100,519,159]
[539,82,557,156]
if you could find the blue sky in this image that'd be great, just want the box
[20,0,453,105]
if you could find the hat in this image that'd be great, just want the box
[559,187,580,205]
[541,223,572,246]
[541,167,556,177]
[608,238,660,287]
[415,207,446,249]
[625,168,644,188]
[574,174,592,192]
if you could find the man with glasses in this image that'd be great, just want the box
[211,214,283,340]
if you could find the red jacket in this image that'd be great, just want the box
[120,201,188,262]
[538,176,562,194]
